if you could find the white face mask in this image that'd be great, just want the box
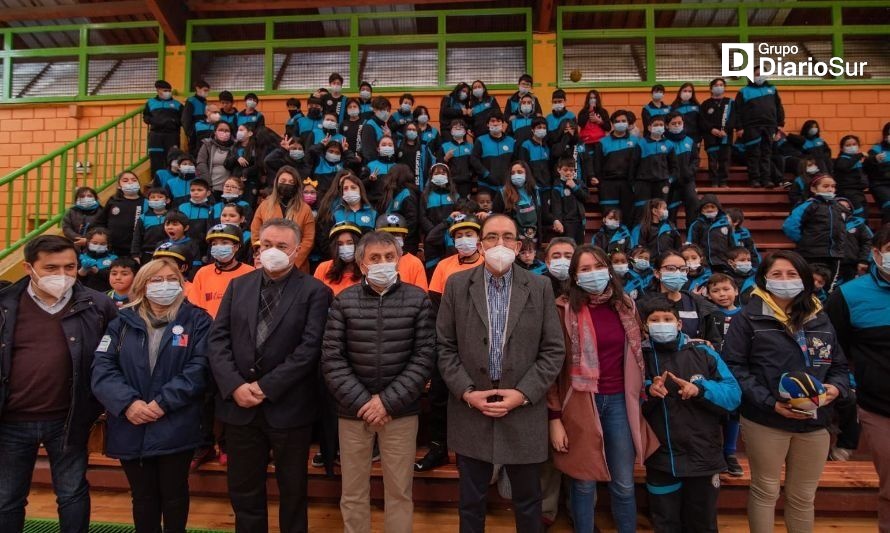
[711,86,725,96]
[365,262,398,289]
[766,278,804,299]
[547,258,570,281]
[454,236,478,257]
[338,244,355,262]
[648,322,679,343]
[260,247,294,273]
[604,219,620,230]
[686,260,701,271]
[31,270,76,300]
[145,281,182,306]
[483,244,516,273]
[877,251,890,275]
[343,191,361,205]
[613,264,629,276]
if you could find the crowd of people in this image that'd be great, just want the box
[0,67,889,533]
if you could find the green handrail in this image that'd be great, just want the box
[0,107,149,260]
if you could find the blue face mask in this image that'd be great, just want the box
[649,322,679,344]
[613,122,628,133]
[210,244,235,262]
[816,192,836,200]
[148,199,167,210]
[577,269,611,294]
[405,130,418,140]
[511,173,527,187]
[533,128,547,139]
[733,261,753,275]
[661,271,688,292]
[76,197,98,210]
[634,259,650,271]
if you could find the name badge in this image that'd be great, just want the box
[679,310,698,319]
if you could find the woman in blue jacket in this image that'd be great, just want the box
[722,250,849,533]
[92,258,212,533]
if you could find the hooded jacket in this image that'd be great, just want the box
[782,195,847,259]
[687,194,735,270]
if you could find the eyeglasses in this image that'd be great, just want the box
[481,234,518,246]
[659,265,689,274]
[148,276,180,284]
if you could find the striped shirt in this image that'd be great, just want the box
[484,267,513,381]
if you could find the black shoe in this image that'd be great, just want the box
[414,445,449,472]
[725,454,744,477]
[372,442,381,463]
[765,181,777,189]
[311,452,324,468]
[749,181,763,188]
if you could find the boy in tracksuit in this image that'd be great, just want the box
[181,80,209,157]
[550,157,589,244]
[724,247,757,303]
[217,90,238,128]
[641,295,741,533]
[545,89,575,139]
[700,78,736,187]
[687,194,735,273]
[131,187,171,264]
[143,79,182,178]
[508,93,538,145]
[470,111,515,192]
[642,84,671,128]
[633,115,676,224]
[360,96,392,163]
[665,111,699,223]
[735,66,785,187]
[516,117,553,194]
[595,110,639,222]
[165,154,197,207]
[504,73,542,122]
[725,207,761,269]
[193,103,219,155]
[436,119,474,198]
[237,92,265,129]
[177,178,214,261]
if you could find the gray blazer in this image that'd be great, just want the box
[436,264,565,465]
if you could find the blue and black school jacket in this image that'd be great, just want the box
[516,138,553,188]
[285,111,303,138]
[788,133,832,171]
[177,200,213,254]
[311,157,345,196]
[471,133,516,191]
[734,82,785,129]
[699,96,735,149]
[165,174,195,207]
[182,94,207,137]
[643,333,741,477]
[592,224,632,254]
[359,117,389,163]
[362,156,397,205]
[623,268,654,300]
[866,141,890,186]
[508,113,535,145]
[517,258,548,277]
[218,109,238,127]
[734,225,762,268]
[397,141,437,191]
[357,97,374,121]
[670,101,703,143]
[665,132,696,185]
[641,101,670,128]
[154,169,178,189]
[469,96,501,138]
[143,96,182,133]
[493,187,543,240]
[827,266,890,418]
[436,139,474,187]
[417,125,441,154]
[212,198,253,225]
[193,120,216,147]
[131,209,169,258]
[834,152,867,196]
[594,133,639,182]
[783,196,846,259]
[687,213,735,270]
[631,221,682,257]
[551,178,588,227]
[723,295,850,432]
[545,109,576,133]
[91,302,211,460]
[841,215,873,264]
[636,136,676,182]
[728,270,756,303]
[296,116,323,140]
[332,201,378,233]
[684,266,712,293]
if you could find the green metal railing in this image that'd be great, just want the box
[0,108,148,260]
[0,21,164,103]
[185,8,533,94]
[557,1,890,88]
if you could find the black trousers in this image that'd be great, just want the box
[706,144,730,185]
[870,182,890,225]
[456,454,542,533]
[599,179,635,223]
[632,180,669,225]
[836,187,867,217]
[120,450,193,533]
[835,390,861,450]
[741,127,776,185]
[225,412,312,533]
[427,365,449,447]
[668,179,699,225]
[645,468,719,533]
[148,131,180,179]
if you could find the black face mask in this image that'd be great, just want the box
[307,109,322,120]
[288,109,300,118]
[278,184,296,199]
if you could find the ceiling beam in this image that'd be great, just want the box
[536,0,554,33]
[188,0,485,11]
[2,1,148,21]
[145,0,189,45]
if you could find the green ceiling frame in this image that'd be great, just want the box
[184,8,534,95]
[556,0,890,88]
[0,21,165,103]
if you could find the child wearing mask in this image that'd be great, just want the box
[687,194,734,273]
[783,173,846,285]
[420,164,460,273]
[626,245,655,299]
[664,111,699,223]
[788,156,822,207]
[217,90,238,127]
[642,84,670,128]
[182,80,209,156]
[307,111,347,148]
[356,81,375,120]
[609,249,631,285]
[325,73,347,123]
[153,148,185,189]
[362,136,398,207]
[310,140,348,197]
[681,243,712,294]
[634,115,676,224]
[641,295,741,531]
[197,121,235,194]
[545,89,575,135]
[471,112,515,192]
[725,247,757,302]
[439,83,470,142]
[468,80,501,138]
[436,119,475,198]
[508,93,538,145]
[218,203,253,265]
[473,189,494,219]
[213,177,252,225]
[390,93,415,130]
[700,77,736,187]
[834,135,868,217]
[836,197,873,282]
[595,110,639,221]
[593,208,632,255]
[96,171,145,256]
[670,83,703,161]
[543,236,576,297]
[550,156,589,244]
[413,105,440,155]
[63,186,102,249]
[577,89,611,147]
[236,92,265,129]
[504,73,542,122]
[132,187,171,264]
[165,154,198,207]
[493,161,543,243]
[78,227,118,292]
[188,223,254,319]
[359,96,392,163]
[177,178,214,259]
[631,199,682,258]
[788,120,832,173]
[397,122,436,190]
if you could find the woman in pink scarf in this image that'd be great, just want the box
[547,245,657,532]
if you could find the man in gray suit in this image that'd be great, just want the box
[437,214,565,533]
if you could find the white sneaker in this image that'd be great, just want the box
[829,446,852,461]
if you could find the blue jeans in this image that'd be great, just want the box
[0,418,90,533]
[570,393,637,533]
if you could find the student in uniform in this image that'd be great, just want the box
[144,80,182,177]
[515,237,547,275]
[633,115,676,225]
[360,97,393,165]
[625,246,655,300]
[865,122,890,224]
[493,161,543,243]
[439,83,470,143]
[436,119,474,198]
[213,177,252,225]
[314,222,364,296]
[788,120,832,173]
[390,93,415,132]
[378,164,420,254]
[593,208,632,255]
[687,194,735,273]
[834,135,868,217]
[681,243,712,294]
[298,96,325,140]
[669,82,703,169]
[191,104,219,158]
[631,198,682,258]
[664,111,699,223]
[788,156,821,207]
[516,117,553,197]
[78,227,117,292]
[642,84,670,128]
[132,187,171,264]
[357,81,375,121]
[467,80,501,139]
[182,80,209,156]
[471,111,515,192]
[504,73,542,122]
[419,164,460,274]
[507,93,538,146]
[97,171,145,257]
[700,77,736,187]
[217,91,238,127]
[641,295,741,532]
[836,197,873,282]
[165,155,197,208]
[306,111,346,149]
[107,257,138,308]
[177,178,214,261]
[550,156,589,245]
[316,171,378,259]
[325,73,348,124]
[595,110,639,221]
[339,99,364,166]
[413,106,440,155]
[396,122,436,191]
[63,186,102,249]
[218,203,253,266]
[362,136,398,208]
[725,246,757,303]
[735,66,785,188]
[235,93,264,129]
[545,89,575,145]
[158,211,203,280]
[726,207,761,270]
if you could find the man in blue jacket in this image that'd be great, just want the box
[0,235,117,533]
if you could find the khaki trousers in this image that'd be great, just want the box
[338,415,418,533]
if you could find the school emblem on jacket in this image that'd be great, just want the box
[387,214,400,224]
[660,145,668,152]
[627,141,634,147]
[707,108,715,114]
[690,374,704,383]
[360,215,371,223]
[502,145,510,152]
[810,337,832,363]
[721,227,729,235]
[662,185,670,194]
[111,207,120,215]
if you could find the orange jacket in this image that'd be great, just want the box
[251,198,316,272]
[187,262,255,318]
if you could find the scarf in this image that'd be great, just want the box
[564,288,644,392]
[751,287,822,330]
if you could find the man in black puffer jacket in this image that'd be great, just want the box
[322,230,435,532]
